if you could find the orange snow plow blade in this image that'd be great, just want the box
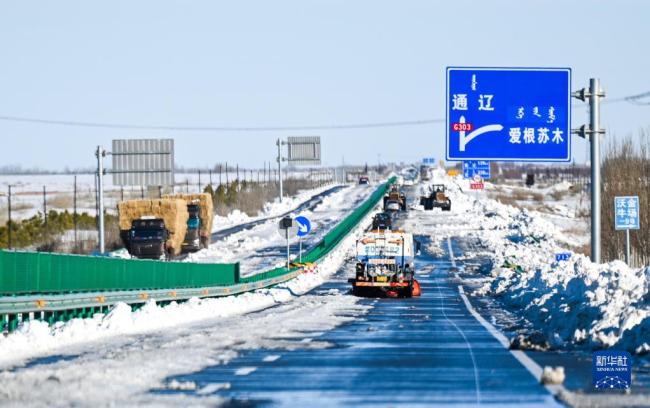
[411,280,421,296]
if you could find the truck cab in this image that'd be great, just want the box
[182,203,202,252]
[128,218,169,259]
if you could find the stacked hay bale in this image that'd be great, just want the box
[117,198,189,256]
[163,193,214,247]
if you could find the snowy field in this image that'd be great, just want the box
[0,170,333,222]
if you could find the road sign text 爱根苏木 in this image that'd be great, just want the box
[463,160,491,179]
[446,67,571,162]
[615,196,640,230]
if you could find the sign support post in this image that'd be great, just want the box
[286,228,290,268]
[625,230,631,265]
[96,146,106,254]
[572,78,605,264]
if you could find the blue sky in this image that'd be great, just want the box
[1,1,649,170]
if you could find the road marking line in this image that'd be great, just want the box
[447,234,567,399]
[436,282,481,405]
[457,286,567,397]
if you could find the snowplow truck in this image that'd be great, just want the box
[118,198,189,259]
[383,187,407,212]
[349,230,420,297]
[420,184,451,211]
[162,193,214,251]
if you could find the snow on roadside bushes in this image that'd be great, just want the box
[430,169,650,354]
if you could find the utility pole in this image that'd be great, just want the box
[43,186,47,231]
[277,138,284,202]
[7,185,12,249]
[96,146,106,254]
[572,78,605,263]
[73,175,78,250]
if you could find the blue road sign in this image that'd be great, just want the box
[593,350,631,389]
[422,157,435,165]
[295,216,312,237]
[446,67,571,162]
[463,160,491,179]
[555,252,571,262]
[615,196,640,230]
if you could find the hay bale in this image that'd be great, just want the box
[162,193,214,237]
[117,198,189,255]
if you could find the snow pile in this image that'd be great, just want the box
[211,209,251,231]
[425,168,650,354]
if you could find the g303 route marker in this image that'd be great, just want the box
[446,67,571,162]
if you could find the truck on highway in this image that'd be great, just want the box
[118,198,189,260]
[348,230,420,297]
[163,193,214,252]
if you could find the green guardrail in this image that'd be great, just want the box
[0,178,395,331]
[0,251,239,295]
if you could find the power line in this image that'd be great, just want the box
[0,90,646,131]
[0,115,443,131]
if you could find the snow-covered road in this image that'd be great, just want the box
[185,184,375,276]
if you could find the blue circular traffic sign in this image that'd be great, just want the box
[295,216,312,237]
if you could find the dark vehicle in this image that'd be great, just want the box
[420,184,451,211]
[526,173,535,187]
[371,212,393,230]
[181,203,202,252]
[358,176,370,185]
[420,165,431,181]
[128,218,169,259]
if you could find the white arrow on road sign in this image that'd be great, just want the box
[295,215,312,237]
[458,115,504,152]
